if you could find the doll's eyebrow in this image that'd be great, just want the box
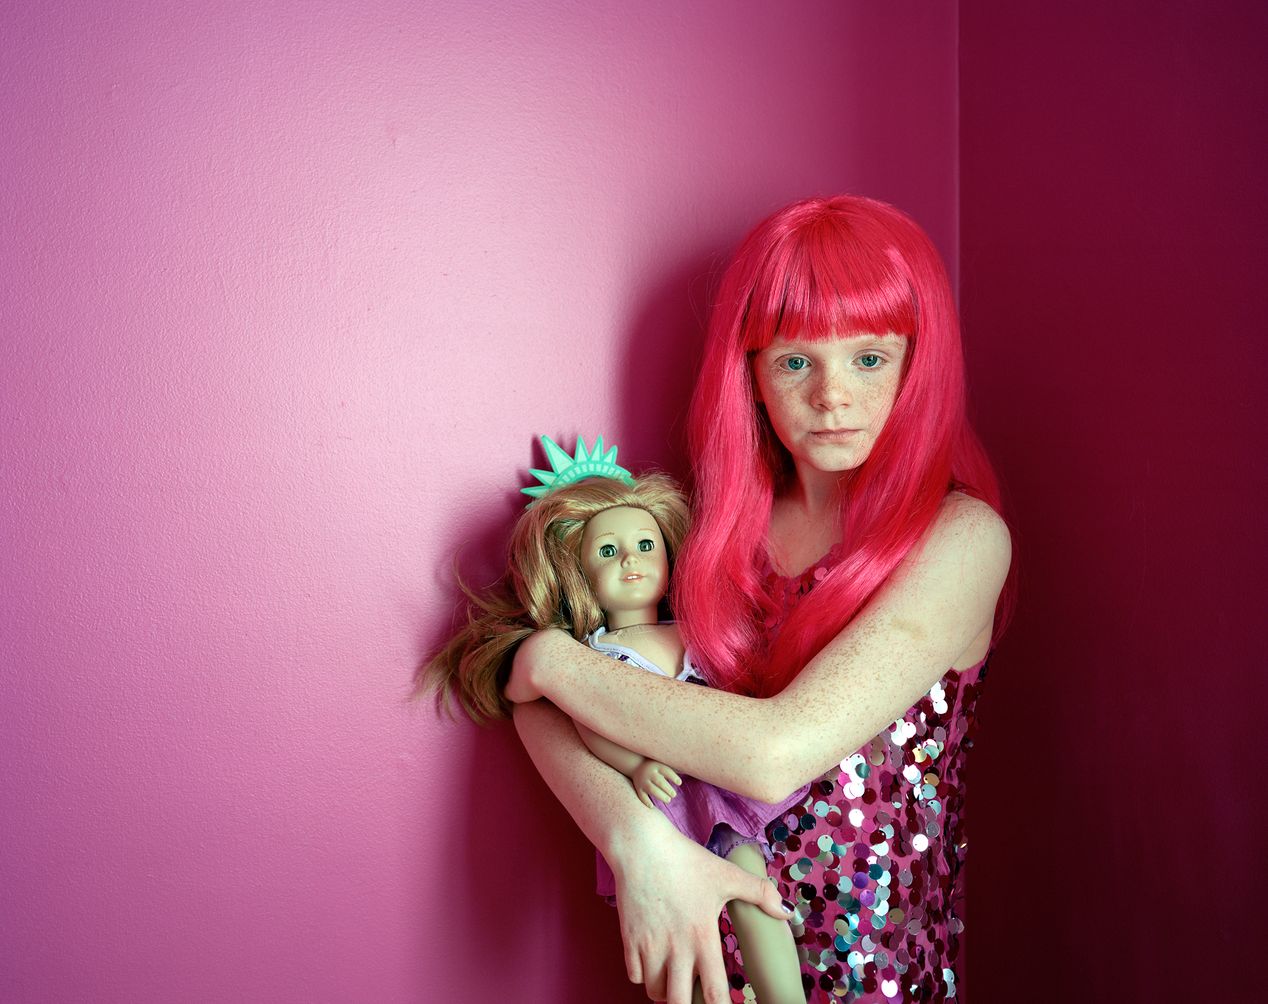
[593,529,658,538]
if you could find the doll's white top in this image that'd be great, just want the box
[585,624,706,684]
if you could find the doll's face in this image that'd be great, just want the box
[752,330,907,482]
[578,506,669,630]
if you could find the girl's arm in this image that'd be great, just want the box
[574,722,682,809]
[512,700,788,1004]
[512,495,1011,804]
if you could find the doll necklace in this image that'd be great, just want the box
[606,622,657,638]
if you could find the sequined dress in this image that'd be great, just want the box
[719,549,988,1003]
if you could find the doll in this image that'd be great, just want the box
[423,435,809,1004]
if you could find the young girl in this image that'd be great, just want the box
[507,196,1013,1004]
[422,439,808,1003]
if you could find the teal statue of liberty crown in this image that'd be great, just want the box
[521,434,635,503]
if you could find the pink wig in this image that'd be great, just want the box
[674,195,1009,697]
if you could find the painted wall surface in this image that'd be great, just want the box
[1,3,957,1001]
[960,3,1268,999]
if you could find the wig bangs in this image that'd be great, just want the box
[741,221,917,352]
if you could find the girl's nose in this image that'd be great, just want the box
[811,364,852,409]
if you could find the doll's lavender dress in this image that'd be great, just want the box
[588,625,811,900]
[719,548,988,1003]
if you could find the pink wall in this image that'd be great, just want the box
[960,3,1268,999]
[1,3,958,1000]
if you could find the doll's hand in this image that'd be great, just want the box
[506,628,563,704]
[611,821,792,1004]
[631,761,683,809]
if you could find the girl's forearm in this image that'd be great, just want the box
[511,699,676,863]
[525,630,793,802]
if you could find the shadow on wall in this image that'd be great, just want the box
[414,253,716,1000]
[615,249,724,485]
[411,245,715,688]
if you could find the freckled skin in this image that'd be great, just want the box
[753,332,907,574]
[512,332,1008,800]
[512,328,1008,798]
[752,332,906,481]
[518,484,1010,803]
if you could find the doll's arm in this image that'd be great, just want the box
[513,700,787,1004]
[575,723,682,809]
[511,495,1011,803]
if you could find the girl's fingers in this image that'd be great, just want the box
[624,940,643,986]
[694,934,729,1004]
[665,953,694,1004]
[642,948,668,1002]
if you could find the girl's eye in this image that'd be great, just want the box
[780,355,810,372]
[638,539,655,552]
[598,544,617,558]
[857,353,883,369]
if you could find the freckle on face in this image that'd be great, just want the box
[753,333,906,478]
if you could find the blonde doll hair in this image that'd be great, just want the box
[420,473,689,725]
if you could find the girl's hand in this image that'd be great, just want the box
[506,627,562,704]
[631,761,682,809]
[611,823,791,1004]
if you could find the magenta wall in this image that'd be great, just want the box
[1,3,958,1000]
[960,3,1268,1000]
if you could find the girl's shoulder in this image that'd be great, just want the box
[934,492,1011,558]
[900,492,1011,603]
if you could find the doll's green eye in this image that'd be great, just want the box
[598,544,617,558]
[638,539,655,552]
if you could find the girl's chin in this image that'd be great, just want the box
[792,446,870,475]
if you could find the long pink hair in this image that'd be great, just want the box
[674,195,1010,697]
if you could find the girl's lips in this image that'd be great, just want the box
[812,429,861,441]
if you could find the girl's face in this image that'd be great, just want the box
[752,331,907,483]
[579,506,668,630]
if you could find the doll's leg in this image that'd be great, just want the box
[724,842,806,1004]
